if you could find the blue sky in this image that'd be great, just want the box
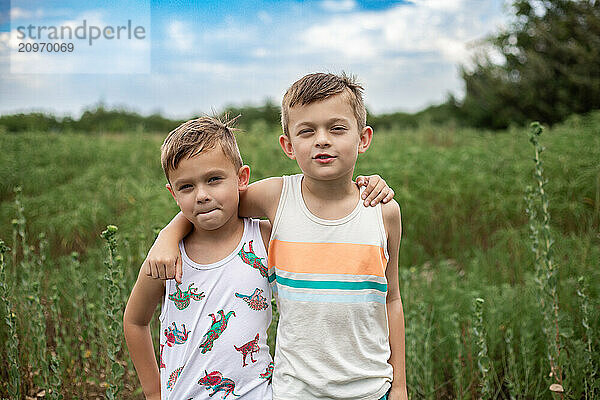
[0,0,508,118]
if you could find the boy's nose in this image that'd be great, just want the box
[195,189,211,203]
[314,129,331,148]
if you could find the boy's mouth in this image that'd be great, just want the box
[196,208,217,215]
[313,153,336,162]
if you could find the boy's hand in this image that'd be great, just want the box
[355,174,395,207]
[142,235,183,284]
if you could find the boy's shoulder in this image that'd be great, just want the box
[381,199,401,236]
[381,198,400,217]
[257,176,284,192]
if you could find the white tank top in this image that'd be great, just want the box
[159,218,273,399]
[268,174,393,400]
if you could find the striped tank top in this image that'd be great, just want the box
[268,174,393,400]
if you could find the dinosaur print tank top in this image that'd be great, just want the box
[268,174,393,400]
[159,218,273,399]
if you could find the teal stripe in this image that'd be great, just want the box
[276,275,387,292]
[268,272,276,283]
[278,286,386,304]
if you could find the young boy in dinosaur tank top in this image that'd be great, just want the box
[145,73,407,400]
[124,117,276,400]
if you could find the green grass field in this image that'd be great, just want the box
[0,112,598,399]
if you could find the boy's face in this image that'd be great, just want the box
[166,145,249,232]
[280,93,372,182]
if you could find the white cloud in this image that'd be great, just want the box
[320,0,357,12]
[300,1,505,65]
[252,47,269,58]
[10,7,31,19]
[414,0,466,11]
[167,20,194,52]
[8,10,150,74]
[257,11,272,24]
[9,6,74,20]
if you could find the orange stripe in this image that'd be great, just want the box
[268,239,387,277]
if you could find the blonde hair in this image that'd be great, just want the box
[281,72,366,136]
[161,116,242,182]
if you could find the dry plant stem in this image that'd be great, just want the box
[504,328,517,400]
[527,122,564,398]
[48,284,64,400]
[473,297,491,400]
[577,276,596,399]
[0,239,20,399]
[101,225,125,400]
[14,187,50,392]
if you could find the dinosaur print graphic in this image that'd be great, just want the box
[168,282,205,310]
[164,322,190,347]
[238,241,268,277]
[167,365,184,390]
[198,310,236,353]
[234,333,260,367]
[159,344,166,369]
[235,288,269,311]
[198,370,239,398]
[260,361,274,383]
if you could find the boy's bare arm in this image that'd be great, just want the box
[123,267,165,399]
[143,177,283,282]
[144,175,394,281]
[382,200,408,400]
[142,212,191,283]
[239,177,284,222]
[239,175,395,219]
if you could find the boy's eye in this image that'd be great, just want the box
[208,177,222,183]
[332,126,347,132]
[178,184,192,190]
[298,129,313,135]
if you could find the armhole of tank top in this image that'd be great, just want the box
[249,218,269,260]
[269,175,290,244]
[158,241,182,323]
[376,203,390,265]
[158,278,170,323]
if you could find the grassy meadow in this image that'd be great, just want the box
[0,112,599,399]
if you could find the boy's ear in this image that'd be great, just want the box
[279,134,296,160]
[237,165,251,191]
[166,183,178,203]
[358,126,373,154]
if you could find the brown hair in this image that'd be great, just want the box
[161,116,242,182]
[281,72,366,136]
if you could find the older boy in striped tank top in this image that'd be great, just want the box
[146,73,407,400]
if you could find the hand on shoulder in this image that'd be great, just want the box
[356,174,395,207]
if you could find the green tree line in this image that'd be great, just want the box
[0,101,451,134]
[459,0,600,129]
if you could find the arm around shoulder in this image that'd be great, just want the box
[239,176,283,222]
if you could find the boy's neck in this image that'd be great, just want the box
[184,216,244,264]
[302,174,357,201]
[301,173,360,220]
